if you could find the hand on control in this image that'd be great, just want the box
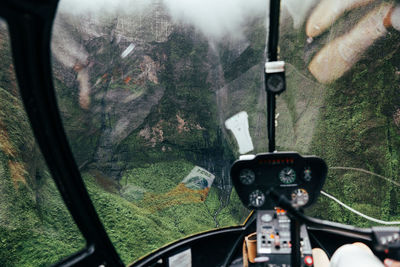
[384,259,400,267]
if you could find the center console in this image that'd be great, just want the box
[254,209,314,267]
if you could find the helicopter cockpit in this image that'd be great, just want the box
[1,0,400,267]
[230,150,399,266]
[231,152,326,266]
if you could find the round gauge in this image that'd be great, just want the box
[261,213,273,222]
[291,188,309,207]
[239,169,255,185]
[249,190,266,208]
[279,167,296,184]
[303,168,312,182]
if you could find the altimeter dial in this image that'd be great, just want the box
[249,190,265,208]
[279,167,296,184]
[239,169,255,185]
[291,188,309,207]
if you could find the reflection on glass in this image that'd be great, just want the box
[52,0,258,263]
[50,0,400,264]
[0,19,85,266]
[279,0,400,227]
[225,111,254,154]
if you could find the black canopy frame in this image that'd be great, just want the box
[0,1,124,266]
[1,1,398,266]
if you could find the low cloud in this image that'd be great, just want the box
[57,0,318,40]
[57,0,267,40]
[162,0,267,39]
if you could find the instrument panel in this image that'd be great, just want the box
[231,152,327,209]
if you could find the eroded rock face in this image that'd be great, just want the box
[51,8,173,177]
[50,5,271,181]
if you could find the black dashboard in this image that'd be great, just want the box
[230,152,328,210]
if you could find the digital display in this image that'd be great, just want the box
[258,158,295,165]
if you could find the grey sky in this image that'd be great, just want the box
[57,0,319,40]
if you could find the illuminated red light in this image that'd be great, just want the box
[304,256,313,266]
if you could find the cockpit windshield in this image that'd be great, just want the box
[277,0,400,228]
[51,0,270,263]
[2,0,399,266]
[50,0,400,264]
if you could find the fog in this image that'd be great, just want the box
[57,0,153,16]
[57,0,320,40]
[283,0,319,28]
[163,0,267,39]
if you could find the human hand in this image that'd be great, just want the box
[384,258,400,267]
[305,0,400,84]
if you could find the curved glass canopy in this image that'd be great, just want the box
[1,0,400,266]
[0,18,85,266]
[50,0,400,264]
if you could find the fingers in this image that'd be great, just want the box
[388,5,400,31]
[384,259,400,267]
[308,3,392,84]
[306,0,375,38]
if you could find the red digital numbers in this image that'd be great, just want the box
[258,158,294,165]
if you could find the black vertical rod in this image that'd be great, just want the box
[267,0,281,62]
[267,91,276,152]
[265,0,281,152]
[290,218,301,267]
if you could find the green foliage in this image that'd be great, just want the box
[82,162,244,264]
[308,32,400,226]
[54,77,101,165]
[121,160,194,194]
[0,166,85,267]
[0,30,85,265]
[220,18,266,82]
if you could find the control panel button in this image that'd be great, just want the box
[274,234,280,248]
[304,256,313,266]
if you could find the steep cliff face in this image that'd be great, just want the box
[3,3,399,266]
[52,6,172,176]
[1,8,270,265]
[0,23,85,267]
[51,7,269,188]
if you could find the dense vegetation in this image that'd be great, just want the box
[277,8,400,226]
[1,5,400,267]
[0,28,85,266]
[0,21,249,266]
[308,31,400,226]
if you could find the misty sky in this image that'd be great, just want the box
[57,0,320,40]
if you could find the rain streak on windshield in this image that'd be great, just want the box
[48,0,400,265]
